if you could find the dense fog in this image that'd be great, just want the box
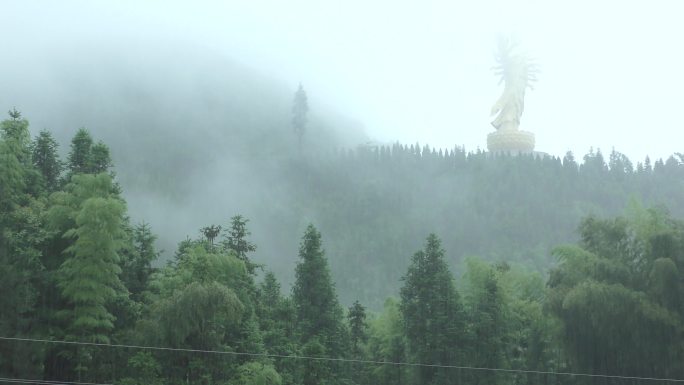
[2,2,684,385]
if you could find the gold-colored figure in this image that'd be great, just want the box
[487,38,538,153]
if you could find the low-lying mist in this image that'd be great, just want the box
[0,39,367,281]
[3,39,684,309]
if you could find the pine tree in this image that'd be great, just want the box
[222,215,258,274]
[256,271,281,338]
[1,108,31,164]
[300,338,329,385]
[0,112,51,376]
[67,128,94,175]
[562,151,578,171]
[644,156,653,172]
[348,300,368,355]
[347,300,368,384]
[464,260,506,385]
[0,198,48,377]
[291,84,309,149]
[0,138,26,218]
[121,222,159,301]
[400,234,465,385]
[293,225,343,342]
[292,225,346,383]
[256,272,297,382]
[89,141,113,174]
[32,130,63,192]
[0,112,39,345]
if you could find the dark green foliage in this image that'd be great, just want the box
[200,224,222,250]
[0,112,57,378]
[121,221,159,301]
[258,144,684,309]
[43,173,127,380]
[89,141,113,174]
[141,242,251,383]
[0,140,25,215]
[0,110,43,197]
[292,225,345,347]
[1,108,31,164]
[157,280,244,348]
[300,338,329,385]
[469,267,505,382]
[257,272,298,384]
[400,234,465,384]
[31,130,63,192]
[292,225,347,384]
[260,272,282,311]
[258,272,295,346]
[67,128,93,175]
[119,352,163,385]
[347,300,367,355]
[366,298,407,385]
[0,199,49,377]
[548,204,684,379]
[4,113,684,385]
[222,215,259,274]
[347,300,368,384]
[230,361,282,385]
[53,175,126,343]
[65,129,114,178]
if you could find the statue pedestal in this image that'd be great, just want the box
[487,129,535,154]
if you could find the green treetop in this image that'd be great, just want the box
[223,215,258,274]
[67,128,94,175]
[32,130,63,192]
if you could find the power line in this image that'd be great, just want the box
[0,377,110,385]
[1,336,683,383]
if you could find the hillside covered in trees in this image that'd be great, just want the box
[4,42,684,309]
[1,110,684,385]
[284,143,684,306]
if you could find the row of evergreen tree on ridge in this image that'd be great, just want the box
[292,84,682,174]
[286,128,684,308]
[2,109,684,384]
[333,141,683,175]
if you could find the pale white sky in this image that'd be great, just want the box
[4,0,684,161]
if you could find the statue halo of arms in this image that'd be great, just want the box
[487,37,538,153]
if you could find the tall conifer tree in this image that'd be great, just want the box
[67,128,93,175]
[223,215,258,274]
[32,130,63,192]
[292,225,346,383]
[291,84,309,149]
[400,234,465,385]
[89,141,113,174]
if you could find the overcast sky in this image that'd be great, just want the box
[4,0,683,161]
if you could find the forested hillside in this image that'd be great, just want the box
[294,144,684,306]
[5,43,684,309]
[1,110,683,384]
[0,41,367,266]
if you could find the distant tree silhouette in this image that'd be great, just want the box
[292,83,309,149]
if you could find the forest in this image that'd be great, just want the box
[1,108,683,385]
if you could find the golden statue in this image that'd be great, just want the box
[487,38,538,153]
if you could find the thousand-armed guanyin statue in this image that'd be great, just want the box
[487,38,539,153]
